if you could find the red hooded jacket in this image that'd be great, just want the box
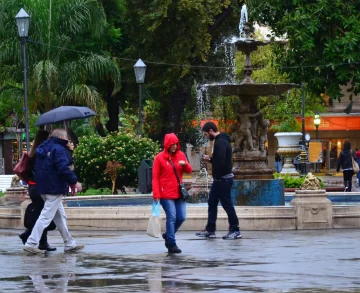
[152,133,192,200]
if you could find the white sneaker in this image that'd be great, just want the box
[24,246,47,255]
[65,244,85,253]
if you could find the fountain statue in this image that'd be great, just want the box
[198,5,300,205]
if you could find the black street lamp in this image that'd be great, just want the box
[133,59,147,137]
[314,113,321,173]
[15,8,30,152]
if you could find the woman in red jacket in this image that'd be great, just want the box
[152,133,192,253]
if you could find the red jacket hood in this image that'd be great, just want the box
[163,133,180,158]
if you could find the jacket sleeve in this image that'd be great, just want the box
[54,146,78,184]
[152,155,161,199]
[181,152,192,174]
[336,153,342,172]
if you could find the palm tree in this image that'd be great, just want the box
[0,0,120,117]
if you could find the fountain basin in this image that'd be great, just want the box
[231,179,285,206]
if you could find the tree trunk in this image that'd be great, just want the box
[105,88,121,133]
[163,84,191,134]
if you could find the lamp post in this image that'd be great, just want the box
[134,59,147,137]
[15,8,30,152]
[300,82,307,174]
[314,113,321,173]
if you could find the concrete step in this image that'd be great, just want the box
[0,207,21,216]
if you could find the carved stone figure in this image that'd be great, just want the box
[10,175,23,188]
[236,104,260,151]
[300,173,321,190]
[258,118,270,151]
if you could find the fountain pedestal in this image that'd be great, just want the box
[233,150,273,179]
[290,189,332,229]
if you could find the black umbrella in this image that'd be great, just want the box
[35,106,97,126]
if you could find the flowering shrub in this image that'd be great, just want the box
[74,132,160,192]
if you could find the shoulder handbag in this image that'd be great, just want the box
[351,150,359,174]
[169,160,190,201]
[13,152,30,181]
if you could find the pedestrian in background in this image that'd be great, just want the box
[337,140,357,192]
[275,151,282,173]
[152,133,193,254]
[356,148,360,186]
[24,129,84,254]
[196,122,241,240]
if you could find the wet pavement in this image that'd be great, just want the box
[1,229,360,292]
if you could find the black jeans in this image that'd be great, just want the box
[205,178,239,233]
[343,170,354,192]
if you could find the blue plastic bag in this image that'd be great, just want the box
[146,201,161,238]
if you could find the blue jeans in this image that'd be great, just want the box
[275,161,282,172]
[160,198,186,247]
[206,178,239,233]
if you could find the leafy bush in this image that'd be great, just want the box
[80,188,112,195]
[273,173,324,188]
[74,132,160,192]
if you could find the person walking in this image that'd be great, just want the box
[24,129,84,254]
[275,151,282,173]
[356,148,360,186]
[152,133,193,253]
[18,130,57,251]
[196,122,241,240]
[337,140,357,192]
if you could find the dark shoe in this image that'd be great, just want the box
[162,233,169,248]
[168,245,181,254]
[195,230,216,238]
[38,243,57,252]
[222,231,242,240]
[19,231,30,245]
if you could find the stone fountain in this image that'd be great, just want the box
[200,4,300,205]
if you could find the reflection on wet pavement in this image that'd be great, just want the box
[0,230,360,292]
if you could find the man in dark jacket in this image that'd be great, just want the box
[196,122,241,240]
[24,129,84,255]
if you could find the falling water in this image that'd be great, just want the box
[196,84,210,119]
[239,4,248,38]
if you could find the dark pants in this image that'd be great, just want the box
[205,178,239,233]
[22,185,51,245]
[343,170,354,192]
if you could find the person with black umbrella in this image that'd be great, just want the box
[23,129,84,255]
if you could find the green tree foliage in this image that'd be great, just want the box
[0,0,121,121]
[249,0,360,101]
[118,0,239,139]
[74,132,160,192]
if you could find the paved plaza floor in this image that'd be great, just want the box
[0,228,360,292]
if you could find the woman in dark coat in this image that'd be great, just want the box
[18,130,56,251]
[337,140,357,192]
